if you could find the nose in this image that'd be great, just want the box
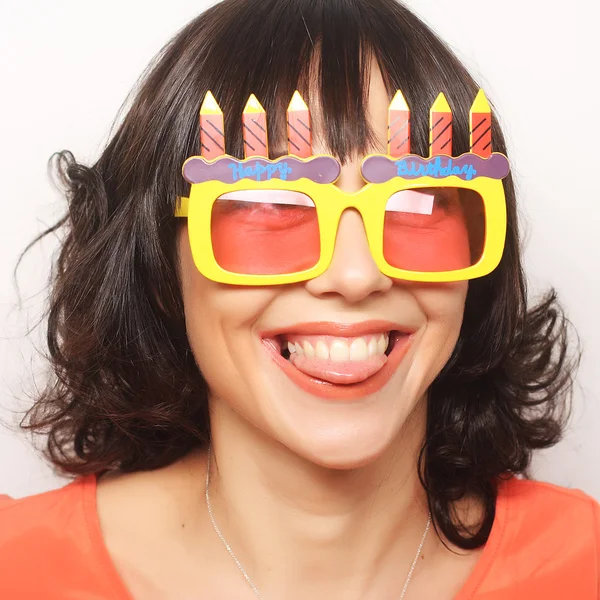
[305,208,393,303]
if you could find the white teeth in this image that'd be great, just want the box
[315,340,329,360]
[286,333,392,362]
[367,337,378,358]
[349,337,369,361]
[302,341,315,358]
[377,334,388,355]
[329,340,350,362]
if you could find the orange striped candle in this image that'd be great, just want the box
[243,94,269,158]
[388,90,410,157]
[287,91,312,158]
[429,93,453,156]
[199,91,225,160]
[470,90,492,158]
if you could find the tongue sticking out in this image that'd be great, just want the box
[288,353,388,385]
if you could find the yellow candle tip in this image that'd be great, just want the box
[288,91,309,112]
[244,94,266,114]
[431,93,451,113]
[389,90,409,111]
[470,89,491,114]
[200,91,223,115]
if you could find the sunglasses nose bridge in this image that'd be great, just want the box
[319,188,380,268]
[331,186,372,223]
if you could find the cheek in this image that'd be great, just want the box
[409,281,468,380]
[177,227,276,396]
[420,281,469,323]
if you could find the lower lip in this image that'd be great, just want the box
[262,333,413,400]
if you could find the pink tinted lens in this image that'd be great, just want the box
[383,188,485,272]
[211,189,320,275]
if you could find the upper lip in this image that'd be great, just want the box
[260,320,416,339]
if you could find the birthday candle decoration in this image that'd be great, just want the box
[388,90,411,157]
[470,90,493,158]
[287,91,312,158]
[243,94,269,158]
[429,93,453,156]
[199,91,225,160]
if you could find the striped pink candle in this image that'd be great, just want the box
[429,93,453,156]
[243,94,269,158]
[388,90,411,157]
[287,91,312,158]
[199,91,225,160]
[470,90,493,158]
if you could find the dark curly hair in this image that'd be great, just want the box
[19,0,578,551]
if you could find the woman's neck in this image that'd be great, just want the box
[201,396,437,597]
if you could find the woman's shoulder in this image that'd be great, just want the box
[502,473,597,503]
[500,475,599,529]
[0,475,126,599]
[499,475,599,553]
[478,476,599,598]
[0,476,90,544]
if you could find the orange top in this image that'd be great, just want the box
[0,475,598,599]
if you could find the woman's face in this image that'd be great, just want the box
[178,67,468,468]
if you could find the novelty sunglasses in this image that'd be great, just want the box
[175,90,510,286]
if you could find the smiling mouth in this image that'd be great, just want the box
[261,325,413,399]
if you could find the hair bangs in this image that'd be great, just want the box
[180,0,387,163]
[170,0,487,169]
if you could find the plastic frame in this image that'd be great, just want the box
[175,154,508,286]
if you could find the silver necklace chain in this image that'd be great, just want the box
[205,447,431,600]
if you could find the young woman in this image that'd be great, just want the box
[1,0,598,598]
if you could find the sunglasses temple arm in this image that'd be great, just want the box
[175,196,190,217]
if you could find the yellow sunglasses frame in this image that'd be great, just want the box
[175,154,507,286]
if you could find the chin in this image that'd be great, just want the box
[300,439,394,471]
[266,401,416,471]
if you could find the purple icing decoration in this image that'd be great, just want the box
[361,153,510,183]
[183,156,341,185]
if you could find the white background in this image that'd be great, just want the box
[1,0,599,499]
